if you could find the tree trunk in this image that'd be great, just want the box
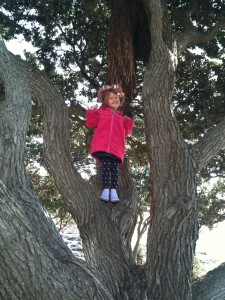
[143,47,198,300]
[143,1,199,299]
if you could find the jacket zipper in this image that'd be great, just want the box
[107,111,114,153]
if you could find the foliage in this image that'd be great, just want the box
[174,53,225,141]
[1,0,225,229]
[192,257,206,280]
[28,168,73,229]
[198,179,225,229]
[136,245,146,265]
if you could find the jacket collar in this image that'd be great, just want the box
[101,107,122,115]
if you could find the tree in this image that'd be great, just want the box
[1,1,225,300]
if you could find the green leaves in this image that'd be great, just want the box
[198,178,225,229]
[2,0,225,228]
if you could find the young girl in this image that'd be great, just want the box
[86,85,134,202]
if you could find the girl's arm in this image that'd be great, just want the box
[123,116,134,137]
[86,105,99,128]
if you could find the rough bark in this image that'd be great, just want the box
[142,0,225,299]
[0,37,143,299]
[192,263,225,300]
[1,1,225,299]
[26,59,141,298]
[0,37,114,300]
[0,182,113,300]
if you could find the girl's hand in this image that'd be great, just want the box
[89,104,98,110]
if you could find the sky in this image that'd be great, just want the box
[5,36,225,273]
[195,221,225,272]
[5,35,36,57]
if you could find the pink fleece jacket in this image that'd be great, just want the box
[86,107,134,163]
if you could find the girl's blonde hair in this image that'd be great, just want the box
[97,85,125,108]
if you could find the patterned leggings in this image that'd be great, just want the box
[101,158,120,189]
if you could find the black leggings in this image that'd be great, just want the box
[100,158,120,189]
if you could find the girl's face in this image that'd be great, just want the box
[106,92,120,111]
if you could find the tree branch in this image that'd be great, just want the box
[32,102,86,119]
[177,21,225,54]
[193,118,225,171]
[144,0,164,47]
[192,263,225,300]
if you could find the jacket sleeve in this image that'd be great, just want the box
[124,116,134,137]
[86,109,100,129]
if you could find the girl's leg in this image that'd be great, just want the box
[110,159,120,202]
[110,160,120,189]
[100,159,111,201]
[101,159,111,189]
[99,157,120,202]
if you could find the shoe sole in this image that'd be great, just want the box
[100,198,109,202]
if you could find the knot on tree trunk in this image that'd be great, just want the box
[175,195,192,210]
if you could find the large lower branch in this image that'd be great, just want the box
[192,263,225,300]
[0,181,113,300]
